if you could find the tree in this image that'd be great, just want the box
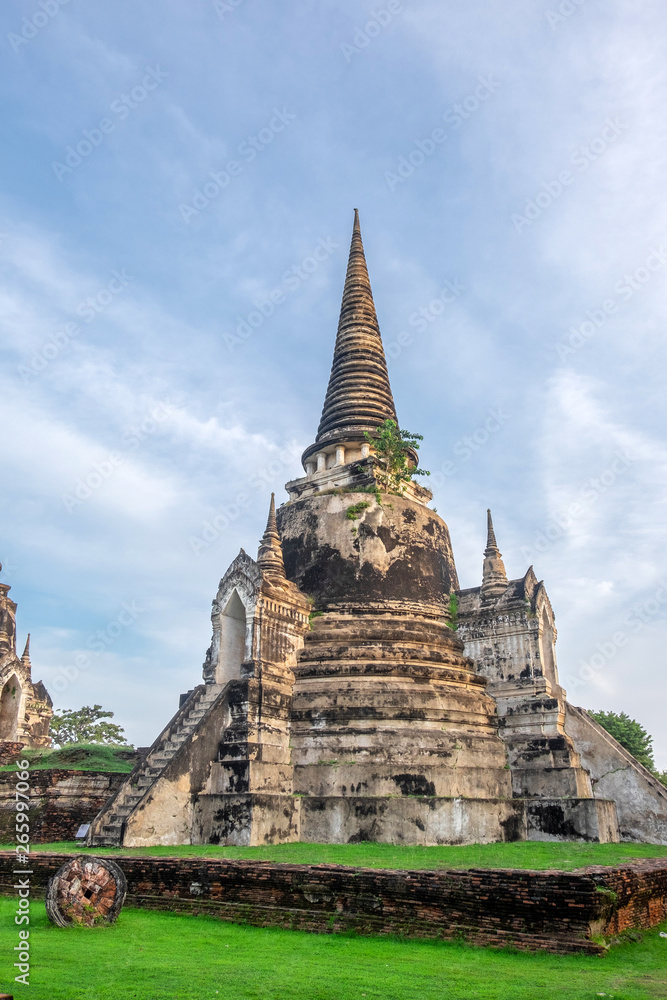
[50,704,129,747]
[588,710,656,771]
[364,419,430,494]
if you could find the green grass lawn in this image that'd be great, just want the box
[1,898,666,1000]
[18,839,667,870]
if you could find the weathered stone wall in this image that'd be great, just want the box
[291,608,514,810]
[1,851,665,954]
[565,704,667,845]
[458,570,593,801]
[298,795,618,845]
[0,770,126,843]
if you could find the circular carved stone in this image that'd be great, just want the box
[45,856,127,927]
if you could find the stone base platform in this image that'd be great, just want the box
[2,852,665,954]
[193,793,619,846]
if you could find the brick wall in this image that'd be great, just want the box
[0,851,665,953]
[0,770,126,843]
[593,863,667,935]
[0,742,25,766]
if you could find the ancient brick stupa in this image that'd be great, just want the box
[89,212,667,847]
[276,211,517,840]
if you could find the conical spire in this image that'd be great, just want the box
[486,509,499,551]
[257,493,286,580]
[21,634,31,666]
[310,209,397,451]
[481,509,509,599]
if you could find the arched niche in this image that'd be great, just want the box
[539,608,558,690]
[216,590,248,686]
[0,673,22,740]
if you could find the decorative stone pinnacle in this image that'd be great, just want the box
[257,493,286,580]
[481,509,509,598]
[301,209,397,466]
[485,509,499,553]
[21,633,31,665]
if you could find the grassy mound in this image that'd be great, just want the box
[0,742,136,772]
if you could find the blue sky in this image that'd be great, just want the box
[1,0,666,765]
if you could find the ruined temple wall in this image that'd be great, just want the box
[458,590,593,800]
[0,769,126,843]
[5,851,665,952]
[565,704,667,845]
[458,608,542,689]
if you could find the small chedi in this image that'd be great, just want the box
[89,212,667,848]
[0,564,52,750]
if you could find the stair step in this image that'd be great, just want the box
[89,684,227,850]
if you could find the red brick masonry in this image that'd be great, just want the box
[0,852,665,954]
[0,770,127,843]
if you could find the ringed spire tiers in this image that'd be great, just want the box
[257,493,287,581]
[287,210,428,505]
[301,209,400,471]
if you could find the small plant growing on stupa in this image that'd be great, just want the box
[363,419,430,494]
[308,609,324,630]
[346,501,370,521]
[447,592,459,630]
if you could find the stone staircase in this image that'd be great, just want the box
[87,684,223,847]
